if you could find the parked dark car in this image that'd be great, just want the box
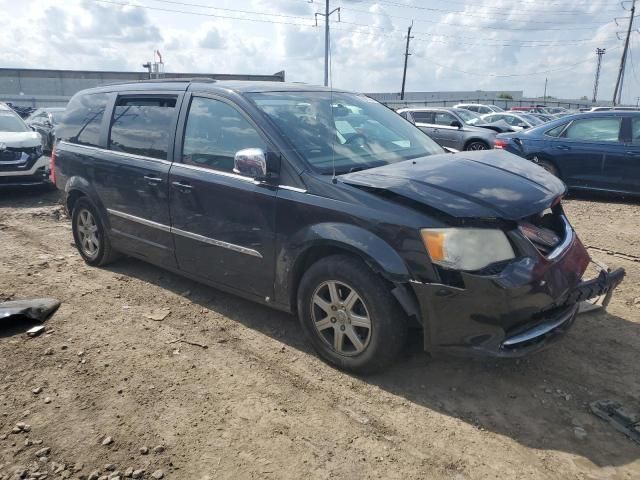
[26,107,65,153]
[495,111,640,195]
[397,107,497,150]
[52,80,624,373]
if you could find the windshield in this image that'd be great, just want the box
[521,114,543,125]
[0,112,29,132]
[453,108,483,125]
[248,91,444,174]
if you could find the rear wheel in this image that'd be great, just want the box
[465,140,489,151]
[71,197,119,266]
[297,255,407,374]
[530,156,559,177]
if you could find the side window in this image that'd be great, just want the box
[466,106,478,112]
[479,106,490,114]
[484,115,497,122]
[563,117,621,142]
[411,111,434,124]
[109,96,177,160]
[630,118,640,144]
[504,116,521,126]
[182,97,266,173]
[57,93,109,147]
[545,123,568,137]
[434,112,457,126]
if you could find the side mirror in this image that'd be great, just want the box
[450,120,463,129]
[233,148,267,178]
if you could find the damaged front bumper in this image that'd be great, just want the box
[411,236,625,357]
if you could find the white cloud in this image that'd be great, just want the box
[0,0,635,103]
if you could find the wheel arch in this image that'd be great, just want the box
[463,138,490,150]
[64,176,109,226]
[527,153,562,178]
[277,223,413,313]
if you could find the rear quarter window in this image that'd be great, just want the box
[57,92,109,147]
[545,123,568,137]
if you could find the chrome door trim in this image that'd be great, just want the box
[58,141,173,166]
[170,162,255,183]
[107,208,171,232]
[278,185,307,193]
[172,227,263,258]
[106,208,262,258]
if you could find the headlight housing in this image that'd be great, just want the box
[421,228,515,271]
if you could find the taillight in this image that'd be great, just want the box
[494,139,508,149]
[49,145,56,184]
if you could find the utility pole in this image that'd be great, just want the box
[592,48,606,103]
[613,0,636,105]
[315,1,340,87]
[400,22,414,101]
[543,77,548,104]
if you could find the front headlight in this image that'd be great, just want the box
[421,228,515,271]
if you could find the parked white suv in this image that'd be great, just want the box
[0,103,48,187]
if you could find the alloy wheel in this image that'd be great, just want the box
[76,208,100,259]
[310,280,372,356]
[467,142,488,150]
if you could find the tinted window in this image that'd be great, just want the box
[465,106,479,112]
[411,111,434,124]
[182,97,266,173]
[109,97,176,160]
[564,117,621,142]
[631,118,640,144]
[57,93,109,147]
[434,112,457,126]
[478,106,491,114]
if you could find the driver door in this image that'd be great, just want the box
[169,94,278,298]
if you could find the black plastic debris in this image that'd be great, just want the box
[0,298,60,322]
[590,399,640,445]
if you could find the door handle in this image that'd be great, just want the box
[554,145,571,151]
[143,175,163,186]
[171,181,194,193]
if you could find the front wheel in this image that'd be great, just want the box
[297,255,407,374]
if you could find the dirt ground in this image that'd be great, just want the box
[0,187,638,480]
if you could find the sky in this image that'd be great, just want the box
[0,0,637,103]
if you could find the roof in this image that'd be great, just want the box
[76,79,348,97]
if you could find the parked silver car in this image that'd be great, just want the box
[454,103,504,114]
[481,112,543,130]
[398,107,497,150]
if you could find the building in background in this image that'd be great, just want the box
[0,68,286,108]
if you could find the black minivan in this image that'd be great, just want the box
[52,79,624,373]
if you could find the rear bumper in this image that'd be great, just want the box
[411,236,625,357]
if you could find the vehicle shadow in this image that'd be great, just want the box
[0,316,43,339]
[566,189,640,206]
[105,257,640,469]
[0,185,60,209]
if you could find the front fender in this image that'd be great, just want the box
[274,222,412,310]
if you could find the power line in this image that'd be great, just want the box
[91,0,315,26]
[341,0,622,19]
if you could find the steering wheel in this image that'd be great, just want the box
[344,133,368,145]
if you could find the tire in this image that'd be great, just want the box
[297,254,407,374]
[71,197,119,266]
[530,156,559,177]
[465,140,489,151]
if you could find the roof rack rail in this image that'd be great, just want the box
[139,77,218,83]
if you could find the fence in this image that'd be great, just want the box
[378,98,597,111]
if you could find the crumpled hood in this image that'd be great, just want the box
[0,131,41,148]
[339,149,566,220]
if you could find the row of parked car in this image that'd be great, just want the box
[397,103,640,197]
